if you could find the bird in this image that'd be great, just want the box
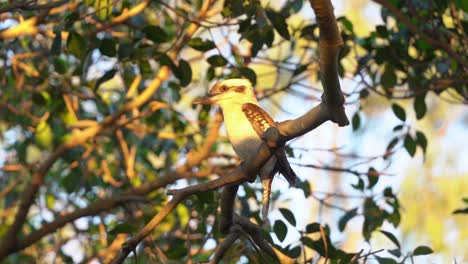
[193,78,297,223]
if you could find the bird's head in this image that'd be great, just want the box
[193,79,258,107]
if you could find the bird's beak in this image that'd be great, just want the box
[193,95,213,105]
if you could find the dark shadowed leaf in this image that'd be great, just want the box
[391,103,406,121]
[239,67,257,86]
[413,245,433,256]
[143,25,168,43]
[414,95,427,120]
[279,208,296,226]
[188,37,216,51]
[265,9,290,40]
[273,220,287,242]
[352,112,360,131]
[118,43,134,59]
[288,246,301,258]
[207,55,228,67]
[375,256,398,264]
[404,134,416,157]
[388,248,401,258]
[94,69,117,91]
[51,29,62,56]
[108,223,138,235]
[338,207,358,232]
[382,67,397,89]
[415,130,427,154]
[305,222,321,233]
[376,25,388,38]
[380,230,400,249]
[174,59,192,87]
[99,38,116,57]
[453,207,468,214]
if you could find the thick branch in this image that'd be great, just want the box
[309,0,349,126]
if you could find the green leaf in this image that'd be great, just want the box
[380,230,400,249]
[392,124,404,131]
[94,69,117,91]
[207,55,228,67]
[367,167,379,189]
[454,0,468,12]
[352,112,360,131]
[188,37,216,51]
[338,208,358,232]
[46,194,55,209]
[222,0,244,17]
[35,121,53,149]
[51,29,62,56]
[300,24,317,40]
[413,245,433,256]
[32,92,47,106]
[376,25,388,38]
[239,67,257,86]
[67,31,87,59]
[279,208,296,226]
[338,17,354,32]
[305,222,321,233]
[288,246,301,258]
[300,236,314,248]
[415,130,427,154]
[99,38,116,57]
[118,43,134,59]
[174,59,192,87]
[388,248,401,258]
[381,67,397,89]
[54,58,68,74]
[143,25,168,43]
[363,198,383,241]
[108,223,138,235]
[351,177,364,191]
[453,207,468,214]
[265,9,290,40]
[375,256,398,264]
[293,64,308,76]
[414,95,427,120]
[273,220,287,242]
[391,103,406,121]
[404,134,416,157]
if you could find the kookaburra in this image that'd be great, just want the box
[194,78,297,221]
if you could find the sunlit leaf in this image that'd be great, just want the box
[67,31,87,59]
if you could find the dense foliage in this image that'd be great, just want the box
[0,0,466,263]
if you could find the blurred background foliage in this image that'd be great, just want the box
[0,0,466,263]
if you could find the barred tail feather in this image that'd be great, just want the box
[261,177,273,223]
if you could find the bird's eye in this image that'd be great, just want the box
[220,85,228,92]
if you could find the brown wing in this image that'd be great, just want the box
[241,103,276,137]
